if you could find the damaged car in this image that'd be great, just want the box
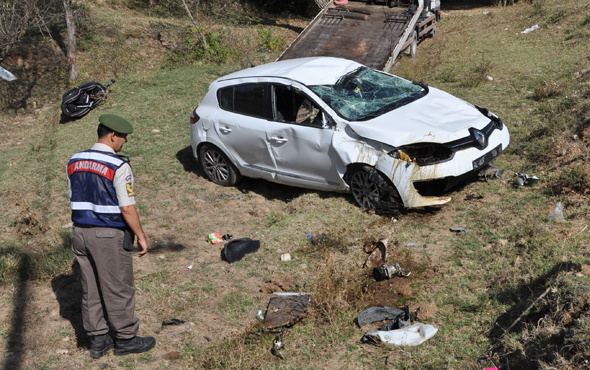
[190,57,509,212]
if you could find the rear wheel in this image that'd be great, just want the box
[348,165,402,214]
[198,144,241,186]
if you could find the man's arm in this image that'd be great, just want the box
[120,205,149,257]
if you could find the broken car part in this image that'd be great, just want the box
[263,292,312,329]
[357,306,411,329]
[374,263,411,280]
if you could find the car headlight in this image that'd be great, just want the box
[397,143,453,166]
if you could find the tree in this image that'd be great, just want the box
[0,1,34,62]
[181,0,208,51]
[62,0,77,80]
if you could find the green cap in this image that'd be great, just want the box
[99,114,133,134]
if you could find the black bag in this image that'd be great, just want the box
[221,238,260,263]
[61,79,115,118]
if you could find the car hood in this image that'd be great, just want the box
[346,86,491,147]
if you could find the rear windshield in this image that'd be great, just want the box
[309,67,427,121]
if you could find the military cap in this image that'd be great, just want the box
[99,114,134,134]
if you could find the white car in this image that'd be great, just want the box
[190,57,509,212]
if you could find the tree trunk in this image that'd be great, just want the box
[62,0,77,80]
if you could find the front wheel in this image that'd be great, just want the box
[198,144,241,186]
[348,165,402,214]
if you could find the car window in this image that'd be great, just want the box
[273,85,323,128]
[309,66,427,121]
[217,84,270,119]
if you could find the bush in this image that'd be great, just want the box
[163,27,238,66]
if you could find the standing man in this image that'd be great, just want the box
[67,114,156,358]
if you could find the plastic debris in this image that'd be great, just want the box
[280,253,291,261]
[187,265,193,270]
[256,310,265,321]
[361,323,438,346]
[0,66,17,81]
[548,201,565,221]
[207,233,233,244]
[221,238,260,263]
[521,24,539,34]
[450,226,468,233]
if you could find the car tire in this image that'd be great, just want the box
[348,165,402,214]
[198,144,241,186]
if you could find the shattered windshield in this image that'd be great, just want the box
[309,67,427,121]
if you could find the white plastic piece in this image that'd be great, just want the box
[366,323,438,346]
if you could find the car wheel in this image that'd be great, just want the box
[348,165,402,214]
[198,144,241,186]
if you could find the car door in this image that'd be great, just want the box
[215,83,276,179]
[267,84,341,190]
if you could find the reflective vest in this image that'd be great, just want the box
[67,149,130,228]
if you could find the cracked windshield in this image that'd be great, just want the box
[310,67,426,121]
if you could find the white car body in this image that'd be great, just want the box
[191,57,510,210]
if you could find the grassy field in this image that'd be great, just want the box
[1,0,590,368]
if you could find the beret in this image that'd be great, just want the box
[99,114,133,134]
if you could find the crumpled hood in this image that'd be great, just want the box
[346,86,491,147]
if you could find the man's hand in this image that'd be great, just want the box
[120,205,149,257]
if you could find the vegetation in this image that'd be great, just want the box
[0,0,589,368]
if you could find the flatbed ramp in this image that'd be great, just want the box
[278,3,410,70]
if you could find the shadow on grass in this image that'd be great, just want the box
[51,260,88,350]
[1,250,30,370]
[486,261,581,368]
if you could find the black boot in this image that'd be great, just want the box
[89,333,114,359]
[114,336,156,356]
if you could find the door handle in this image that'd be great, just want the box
[270,136,288,144]
[219,126,232,134]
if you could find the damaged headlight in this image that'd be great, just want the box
[397,143,453,166]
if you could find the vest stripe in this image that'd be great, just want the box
[70,152,125,166]
[71,202,121,214]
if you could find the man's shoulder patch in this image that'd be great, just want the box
[126,183,135,197]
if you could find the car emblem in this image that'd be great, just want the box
[473,129,486,147]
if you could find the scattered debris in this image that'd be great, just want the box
[256,310,265,321]
[361,323,438,346]
[221,238,260,263]
[547,201,565,221]
[374,263,411,280]
[480,164,504,180]
[162,318,185,326]
[221,193,244,200]
[280,253,291,262]
[357,306,410,329]
[271,328,285,359]
[187,265,193,270]
[450,226,468,233]
[207,233,233,244]
[521,24,539,34]
[364,238,388,269]
[514,172,539,186]
[263,292,312,329]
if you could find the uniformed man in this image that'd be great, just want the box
[67,114,156,358]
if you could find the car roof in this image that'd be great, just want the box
[216,57,364,86]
